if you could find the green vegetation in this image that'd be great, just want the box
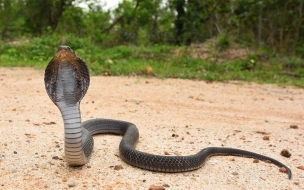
[0,34,303,87]
[0,0,303,87]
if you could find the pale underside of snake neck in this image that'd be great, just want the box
[44,46,292,179]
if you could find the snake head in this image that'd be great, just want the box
[57,45,73,52]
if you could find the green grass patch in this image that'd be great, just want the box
[0,35,303,88]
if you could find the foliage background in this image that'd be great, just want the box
[0,0,303,87]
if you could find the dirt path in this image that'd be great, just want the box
[0,67,303,189]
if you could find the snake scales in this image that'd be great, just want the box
[44,46,291,179]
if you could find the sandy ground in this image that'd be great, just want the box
[0,67,303,190]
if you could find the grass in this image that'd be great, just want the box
[0,35,303,88]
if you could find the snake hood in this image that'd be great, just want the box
[44,45,90,104]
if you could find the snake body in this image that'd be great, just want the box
[44,46,292,179]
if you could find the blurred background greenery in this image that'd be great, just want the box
[0,0,303,87]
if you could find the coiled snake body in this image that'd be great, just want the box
[44,46,291,179]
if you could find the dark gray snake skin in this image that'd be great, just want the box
[44,46,292,179]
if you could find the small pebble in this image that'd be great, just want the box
[52,156,59,160]
[296,166,304,170]
[279,167,287,173]
[294,182,299,185]
[114,165,123,170]
[232,172,239,175]
[290,125,298,129]
[280,149,291,158]
[256,131,270,135]
[163,184,170,188]
[68,181,75,187]
[263,136,269,140]
[253,159,259,163]
[173,151,181,156]
[13,151,17,154]
[149,185,165,190]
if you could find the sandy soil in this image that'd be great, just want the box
[0,67,303,190]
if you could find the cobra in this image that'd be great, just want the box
[44,46,291,179]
